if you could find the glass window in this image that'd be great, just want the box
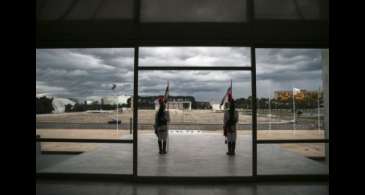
[255,48,329,175]
[138,70,252,176]
[141,0,247,22]
[38,0,134,21]
[258,143,328,175]
[38,0,75,20]
[140,47,250,67]
[93,0,134,19]
[36,48,134,174]
[254,0,327,20]
[256,48,325,139]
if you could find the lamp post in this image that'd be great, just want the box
[318,87,321,133]
[112,84,118,136]
[116,95,118,135]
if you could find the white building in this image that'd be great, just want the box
[52,98,76,113]
[212,104,224,112]
[102,95,131,105]
[154,99,192,110]
[37,94,76,113]
[85,100,94,105]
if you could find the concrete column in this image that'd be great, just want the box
[322,49,329,166]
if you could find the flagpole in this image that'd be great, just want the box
[167,80,169,110]
[318,86,320,133]
[111,84,118,136]
[116,95,119,136]
[230,79,232,95]
[293,87,296,135]
[167,80,169,153]
[269,81,271,133]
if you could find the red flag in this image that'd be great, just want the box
[220,80,232,107]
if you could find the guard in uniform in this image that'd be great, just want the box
[154,97,170,154]
[223,94,239,155]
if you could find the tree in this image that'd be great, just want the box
[72,103,87,112]
[236,97,251,109]
[36,96,54,114]
[127,97,132,107]
[68,98,79,104]
[65,104,73,112]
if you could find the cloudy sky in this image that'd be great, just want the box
[36,47,325,103]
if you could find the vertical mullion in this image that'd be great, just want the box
[132,0,140,178]
[133,47,139,177]
[251,47,257,177]
[248,0,257,177]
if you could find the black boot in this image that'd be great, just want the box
[231,142,236,155]
[158,141,162,154]
[226,143,231,155]
[162,141,167,154]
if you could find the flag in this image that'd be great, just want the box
[111,84,116,90]
[164,81,169,103]
[293,88,301,96]
[220,80,232,107]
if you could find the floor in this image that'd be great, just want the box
[36,132,328,176]
[36,180,329,195]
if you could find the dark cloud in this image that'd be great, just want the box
[36,48,325,102]
[36,48,134,100]
[139,47,251,66]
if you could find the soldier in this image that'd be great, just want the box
[154,97,170,154]
[223,94,239,155]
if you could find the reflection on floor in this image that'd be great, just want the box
[37,133,328,176]
[36,180,329,195]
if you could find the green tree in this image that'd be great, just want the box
[36,96,54,114]
[65,104,73,112]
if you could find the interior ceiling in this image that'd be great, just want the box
[36,0,328,48]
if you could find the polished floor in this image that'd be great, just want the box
[37,133,328,176]
[36,180,329,195]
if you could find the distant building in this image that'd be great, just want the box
[212,104,224,112]
[52,98,75,113]
[102,95,131,105]
[274,89,320,101]
[85,100,94,105]
[154,98,192,110]
[36,94,76,113]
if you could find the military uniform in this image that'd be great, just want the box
[154,109,170,154]
[224,109,239,155]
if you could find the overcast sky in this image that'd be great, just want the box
[36,47,325,103]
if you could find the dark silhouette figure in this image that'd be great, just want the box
[223,95,239,155]
[154,97,170,154]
